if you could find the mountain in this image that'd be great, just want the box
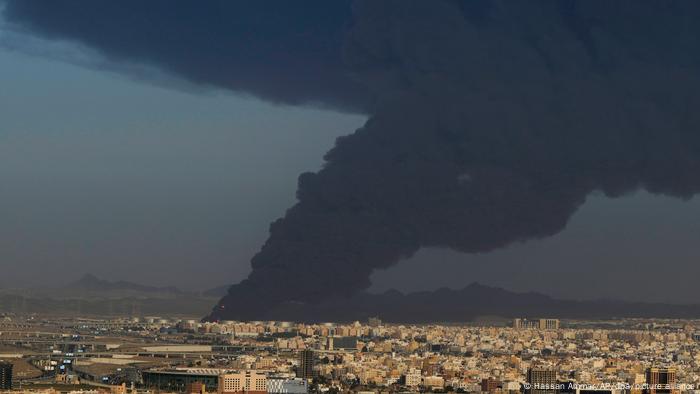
[0,293,213,317]
[69,274,184,296]
[0,275,220,317]
[207,282,700,323]
[202,284,230,298]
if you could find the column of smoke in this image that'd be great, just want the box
[5,0,700,320]
[215,0,700,319]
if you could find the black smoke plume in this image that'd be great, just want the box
[5,0,700,321]
[2,0,369,112]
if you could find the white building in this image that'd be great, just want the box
[405,370,422,387]
[267,377,309,394]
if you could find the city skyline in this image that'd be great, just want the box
[0,314,698,393]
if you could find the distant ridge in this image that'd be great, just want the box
[208,282,700,323]
[70,273,183,295]
[0,274,220,317]
[202,284,230,298]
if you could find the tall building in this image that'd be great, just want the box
[0,362,12,390]
[539,319,560,330]
[527,367,557,394]
[514,319,538,329]
[513,318,560,330]
[218,370,267,394]
[296,350,315,380]
[645,367,678,394]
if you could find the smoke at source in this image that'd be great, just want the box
[5,0,700,320]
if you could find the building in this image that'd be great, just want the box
[186,382,207,394]
[578,390,622,394]
[481,378,502,393]
[513,318,560,330]
[368,317,382,327]
[539,319,560,330]
[0,362,12,390]
[296,350,315,380]
[218,370,267,394]
[423,376,445,390]
[329,336,357,351]
[527,367,557,394]
[404,370,422,387]
[143,369,223,392]
[645,367,678,394]
[513,319,538,329]
[267,377,308,394]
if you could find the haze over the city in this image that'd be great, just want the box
[2,1,700,307]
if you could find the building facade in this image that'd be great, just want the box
[267,377,308,394]
[513,318,560,330]
[143,369,222,392]
[218,370,267,394]
[645,367,678,394]
[296,350,315,380]
[539,319,560,330]
[527,367,557,394]
[481,378,502,393]
[0,362,12,390]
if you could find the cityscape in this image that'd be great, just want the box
[0,314,699,393]
[3,0,700,393]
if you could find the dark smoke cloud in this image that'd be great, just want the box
[2,0,369,112]
[5,0,700,320]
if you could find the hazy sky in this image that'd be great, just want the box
[0,44,364,290]
[1,17,700,303]
[371,191,700,304]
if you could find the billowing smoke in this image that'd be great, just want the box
[5,0,700,320]
[2,0,369,112]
